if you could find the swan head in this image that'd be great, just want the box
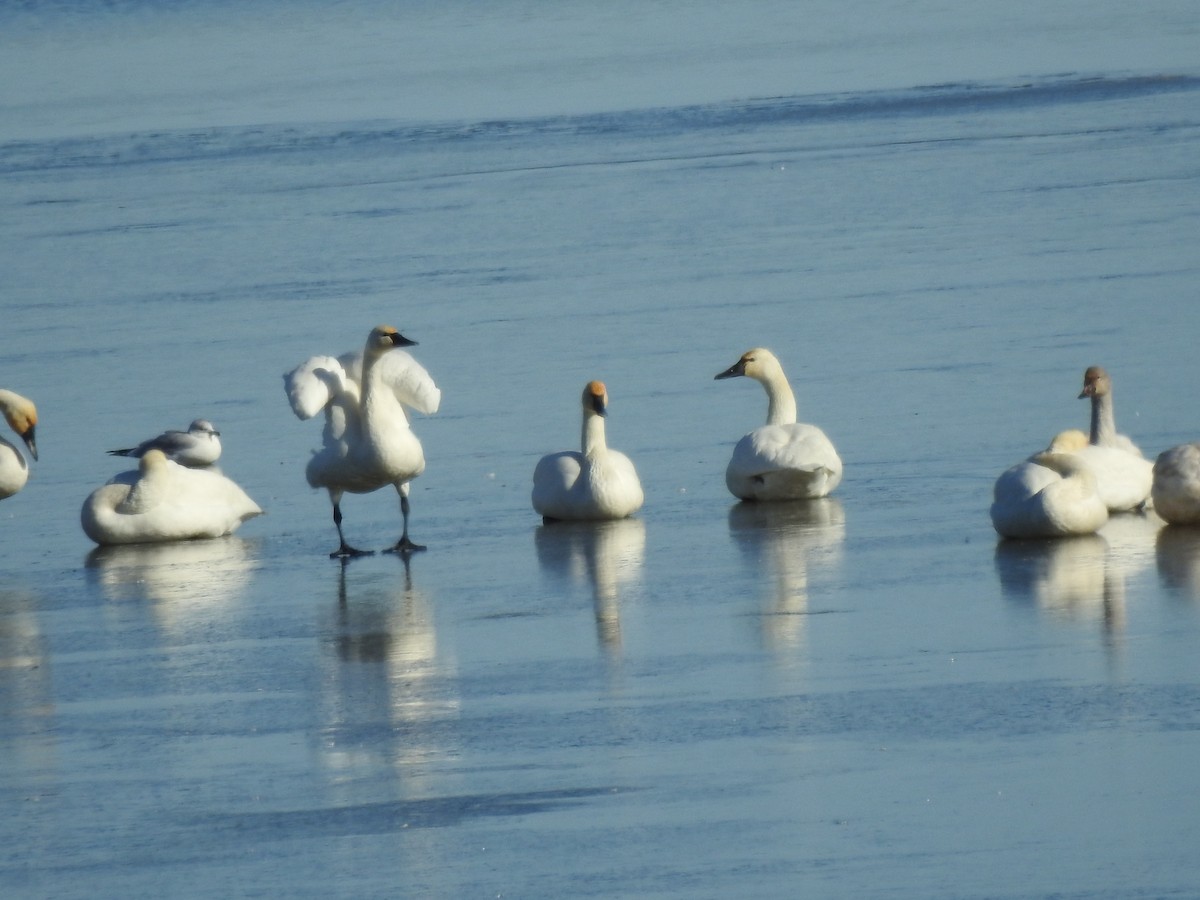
[1031,450,1096,485]
[1046,429,1088,453]
[714,348,783,383]
[139,448,170,473]
[0,390,38,461]
[582,380,608,417]
[365,325,418,357]
[1078,366,1111,400]
[188,419,220,437]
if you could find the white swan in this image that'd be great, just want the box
[714,348,842,501]
[0,390,38,500]
[107,419,221,467]
[81,449,262,545]
[285,324,441,556]
[1152,442,1200,525]
[1069,366,1153,512]
[990,443,1109,539]
[532,381,644,521]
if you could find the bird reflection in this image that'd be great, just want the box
[995,534,1115,623]
[319,557,458,792]
[534,518,646,656]
[1156,524,1200,600]
[0,588,57,774]
[85,537,260,635]
[995,510,1164,638]
[727,498,845,654]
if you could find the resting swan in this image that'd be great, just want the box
[107,419,221,467]
[990,439,1109,539]
[1152,442,1200,525]
[81,449,262,545]
[285,324,441,556]
[1069,366,1153,512]
[715,348,842,501]
[0,390,38,500]
[532,381,644,522]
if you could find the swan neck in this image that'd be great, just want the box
[1089,392,1117,446]
[582,412,608,458]
[762,371,797,426]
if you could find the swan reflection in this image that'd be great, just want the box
[727,498,845,653]
[1156,524,1200,600]
[0,588,56,773]
[319,558,458,789]
[85,537,260,634]
[534,518,646,655]
[995,535,1113,622]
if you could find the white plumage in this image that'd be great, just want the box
[715,348,842,501]
[1068,366,1153,512]
[0,390,38,500]
[532,380,644,521]
[284,324,441,556]
[990,442,1109,539]
[81,449,262,545]
[1152,442,1200,525]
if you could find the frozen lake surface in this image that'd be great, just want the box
[3,1,1200,896]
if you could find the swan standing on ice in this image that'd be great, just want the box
[81,449,262,545]
[0,390,38,500]
[532,381,644,522]
[990,441,1109,539]
[1070,366,1153,512]
[714,348,842,501]
[107,419,222,467]
[1152,442,1200,525]
[285,325,441,557]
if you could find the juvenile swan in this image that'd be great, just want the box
[285,324,441,556]
[990,447,1109,539]
[1152,442,1200,525]
[81,449,262,545]
[0,390,38,500]
[532,381,644,522]
[1071,366,1153,512]
[715,348,842,500]
[107,419,222,467]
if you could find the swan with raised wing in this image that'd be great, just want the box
[714,348,842,501]
[285,324,441,556]
[107,419,222,467]
[81,449,262,545]
[532,381,643,521]
[0,390,38,500]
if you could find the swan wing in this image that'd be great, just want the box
[374,349,442,415]
[1072,445,1153,512]
[727,424,843,500]
[284,355,351,420]
[532,451,583,517]
[741,423,841,473]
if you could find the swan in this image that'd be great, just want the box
[1152,442,1200,525]
[0,390,38,500]
[81,449,262,545]
[1069,366,1153,512]
[532,380,644,522]
[107,419,221,467]
[714,348,842,501]
[990,447,1109,539]
[285,324,441,557]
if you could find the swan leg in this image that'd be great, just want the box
[385,483,426,554]
[329,491,372,558]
